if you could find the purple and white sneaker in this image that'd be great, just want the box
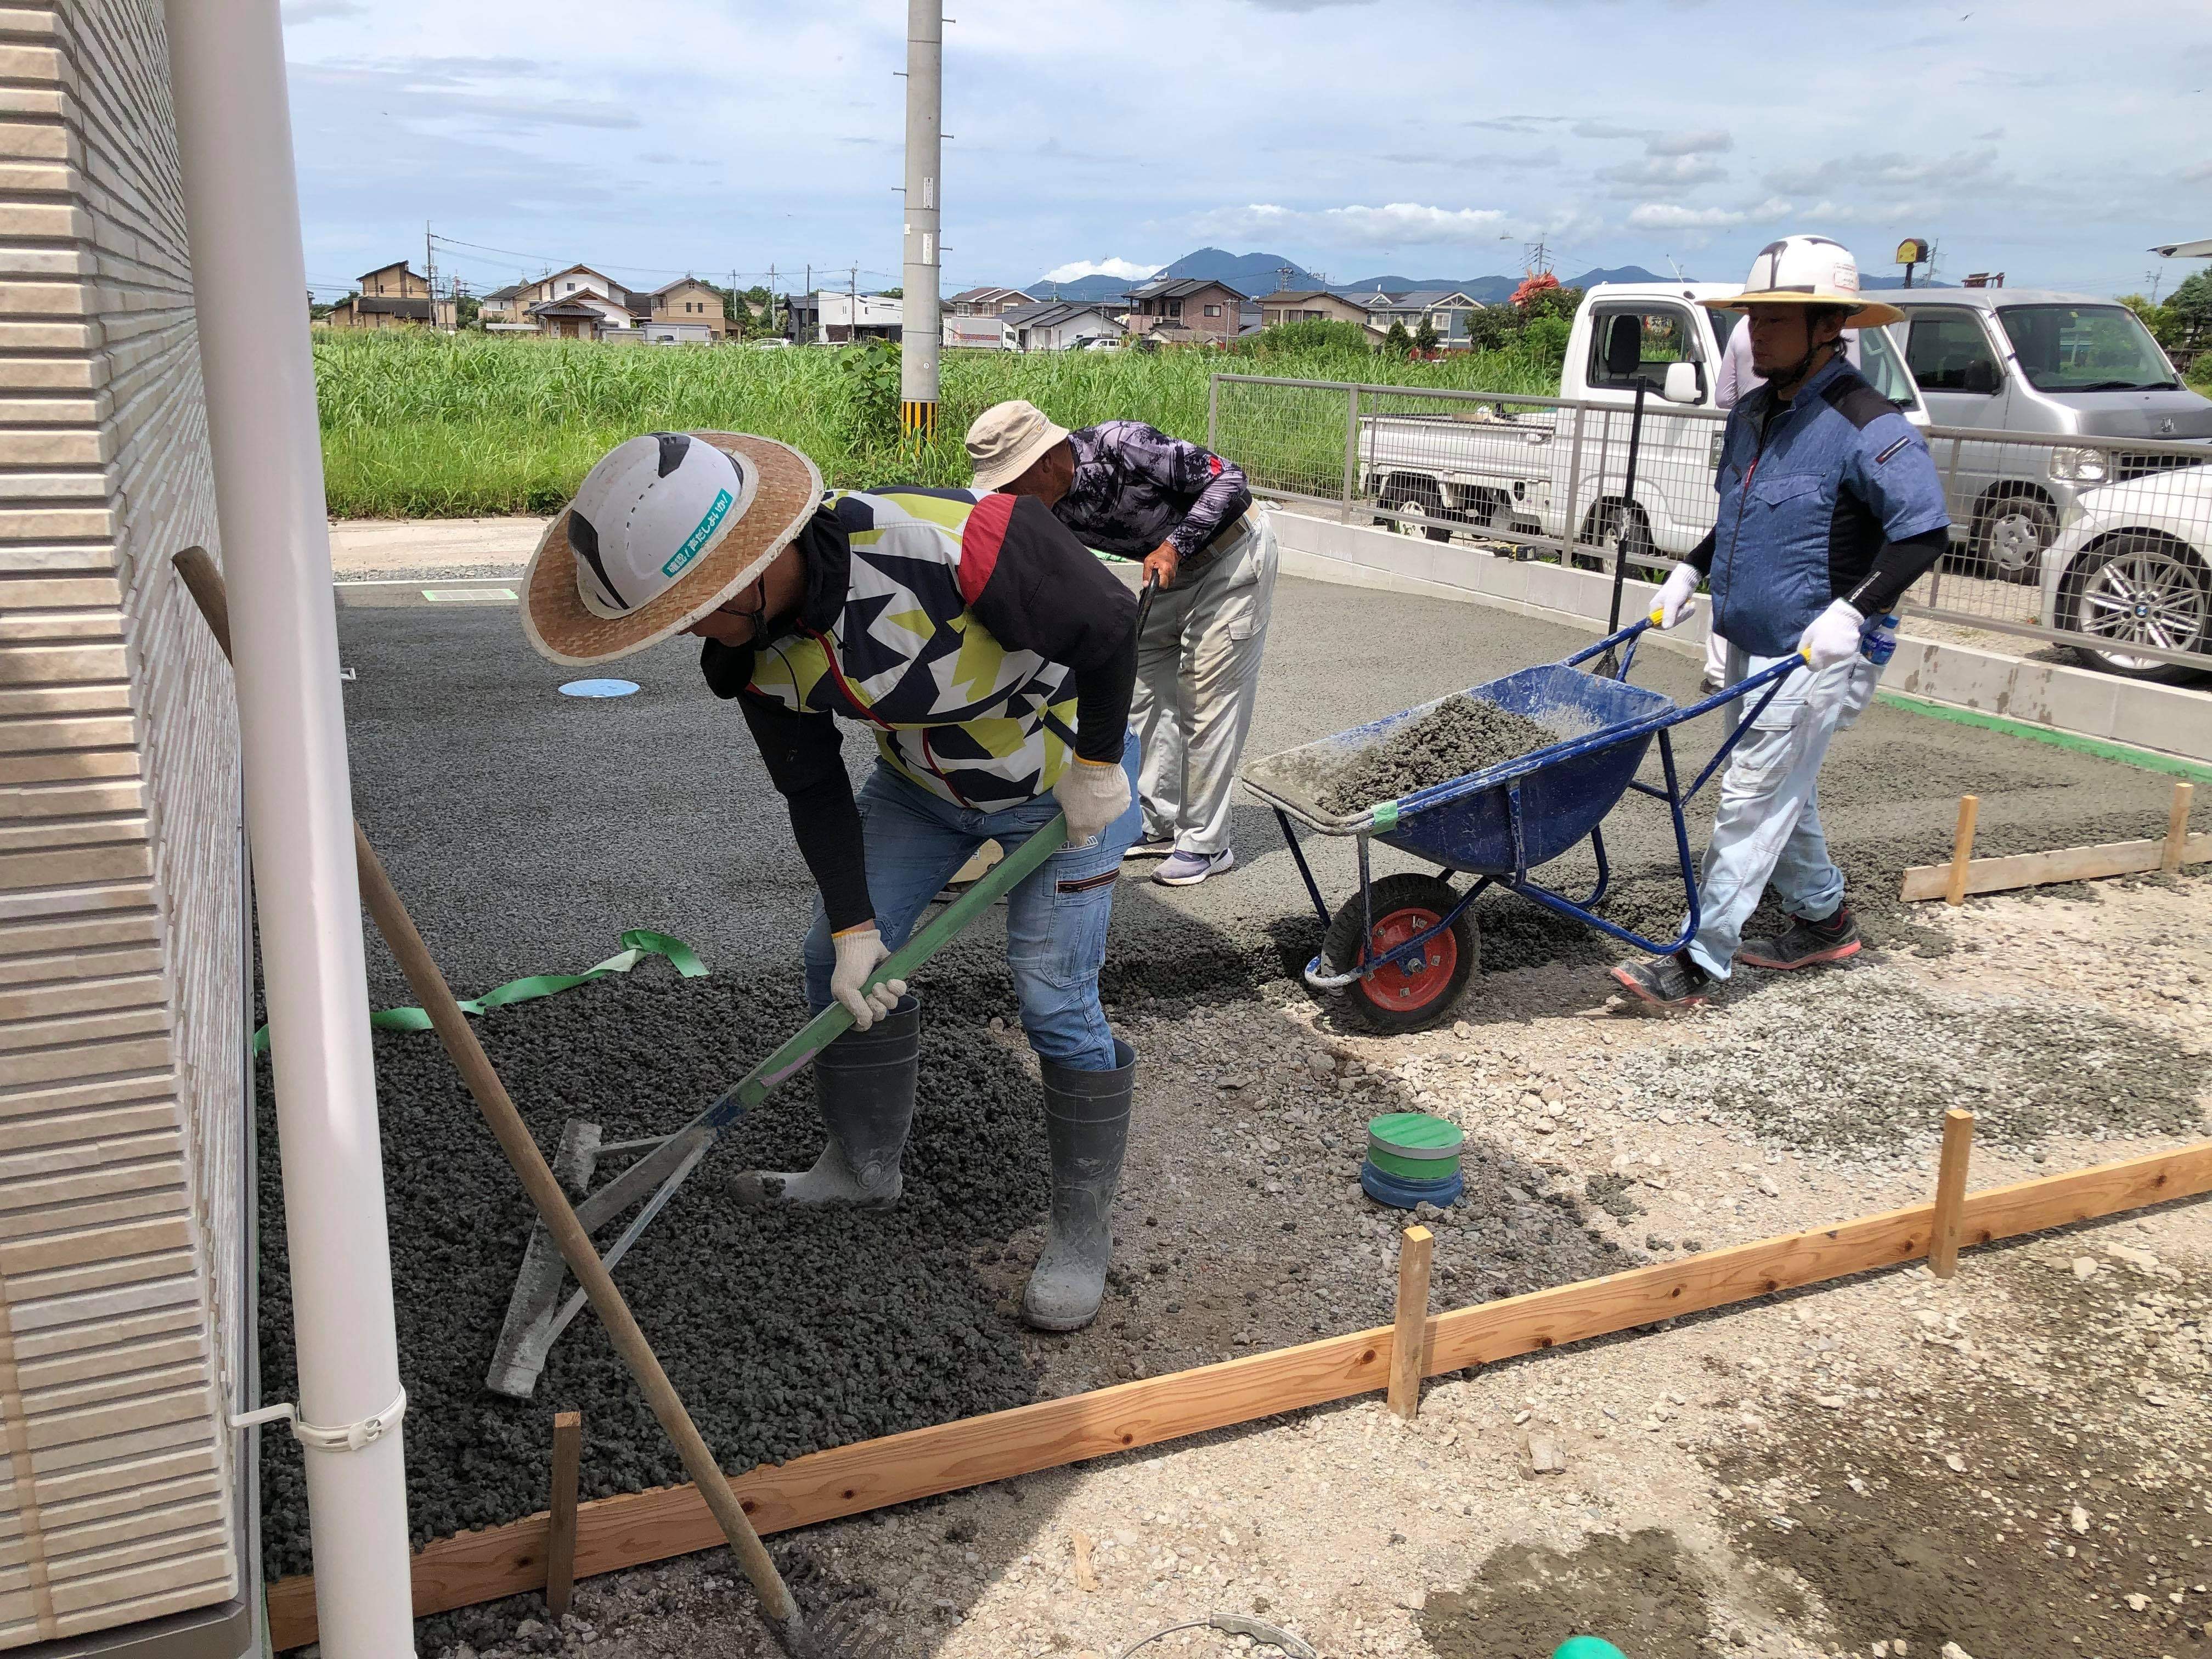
[1153,848,1235,887]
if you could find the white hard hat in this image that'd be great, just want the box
[1700,234,1903,328]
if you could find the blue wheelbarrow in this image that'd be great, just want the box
[1238,619,1797,1031]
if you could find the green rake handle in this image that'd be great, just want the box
[703,814,1070,1125]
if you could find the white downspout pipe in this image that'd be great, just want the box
[163,1,416,1649]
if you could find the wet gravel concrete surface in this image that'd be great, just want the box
[1314,693,1560,815]
[279,575,2190,1590]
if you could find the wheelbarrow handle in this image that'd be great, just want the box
[1562,616,1653,672]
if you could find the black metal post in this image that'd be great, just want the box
[1596,379,1647,676]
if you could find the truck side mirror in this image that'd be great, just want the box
[1662,360,1703,404]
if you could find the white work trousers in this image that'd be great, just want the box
[1683,642,1884,980]
[1128,511,1280,856]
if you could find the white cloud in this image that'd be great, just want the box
[1039,257,1161,283]
[1199,201,1508,246]
[1600,155,1728,189]
[1647,128,1733,157]
[1628,204,1746,230]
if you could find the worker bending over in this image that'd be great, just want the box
[521,431,1141,1331]
[1619,236,1950,1007]
[968,400,1278,888]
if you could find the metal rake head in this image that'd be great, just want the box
[766,1600,893,1659]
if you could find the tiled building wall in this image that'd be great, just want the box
[0,0,244,1645]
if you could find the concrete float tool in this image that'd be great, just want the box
[486,568,1159,1400]
[173,549,880,1659]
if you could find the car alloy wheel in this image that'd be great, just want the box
[2070,533,2211,679]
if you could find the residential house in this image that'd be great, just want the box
[1005,300,1126,352]
[1256,289,1371,330]
[948,285,1035,318]
[479,264,637,338]
[324,259,453,329]
[1362,288,1486,348]
[1124,276,1243,345]
[816,291,902,344]
[638,276,727,344]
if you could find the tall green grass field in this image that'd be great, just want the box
[312,331,1562,518]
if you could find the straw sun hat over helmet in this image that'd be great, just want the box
[1697,234,1904,329]
[521,431,822,666]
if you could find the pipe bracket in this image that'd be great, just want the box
[232,1386,407,1453]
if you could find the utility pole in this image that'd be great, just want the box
[424,219,436,325]
[849,263,858,345]
[768,263,777,335]
[900,0,943,438]
[805,262,811,342]
[1275,263,1295,292]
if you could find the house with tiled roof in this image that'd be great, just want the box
[1125,275,1243,345]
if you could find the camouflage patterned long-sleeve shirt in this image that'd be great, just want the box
[1051,420,1253,574]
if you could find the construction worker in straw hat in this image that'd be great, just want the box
[967,400,1278,889]
[1614,235,1951,1008]
[521,430,1143,1331]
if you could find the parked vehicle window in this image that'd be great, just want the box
[1855,325,1919,409]
[1586,306,1697,391]
[1994,304,2180,394]
[1904,308,2002,393]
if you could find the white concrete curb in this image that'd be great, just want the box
[1271,509,2212,768]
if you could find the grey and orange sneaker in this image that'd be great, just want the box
[1609,952,1712,1008]
[1740,904,1861,970]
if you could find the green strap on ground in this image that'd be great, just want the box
[252,929,706,1056]
[1875,690,2212,786]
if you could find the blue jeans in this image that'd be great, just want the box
[1684,646,1883,981]
[802,729,1142,1070]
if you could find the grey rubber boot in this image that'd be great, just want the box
[730,994,919,1209]
[1021,1038,1135,1332]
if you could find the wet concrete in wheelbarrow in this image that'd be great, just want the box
[281,575,2196,1597]
[1314,693,1562,816]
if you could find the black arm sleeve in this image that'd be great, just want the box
[1843,527,1948,618]
[1682,527,1717,577]
[967,494,1138,764]
[735,689,873,934]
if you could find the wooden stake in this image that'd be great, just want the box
[546,1412,582,1618]
[2163,782,2195,876]
[1945,794,1980,906]
[1071,1530,1098,1593]
[1388,1225,1435,1420]
[1929,1109,1976,1280]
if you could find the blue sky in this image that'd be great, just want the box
[281,0,2212,303]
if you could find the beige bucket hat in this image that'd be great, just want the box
[965,399,1071,492]
[521,430,822,666]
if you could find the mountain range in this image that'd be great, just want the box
[1019,247,1669,304]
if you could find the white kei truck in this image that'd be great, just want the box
[1358,282,1928,579]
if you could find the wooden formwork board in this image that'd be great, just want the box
[1900,781,2205,902]
[264,1138,2212,1649]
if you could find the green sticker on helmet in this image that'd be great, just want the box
[663,487,734,579]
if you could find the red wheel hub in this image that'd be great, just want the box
[1359,906,1455,1010]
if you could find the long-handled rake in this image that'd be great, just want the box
[176,549,880,1657]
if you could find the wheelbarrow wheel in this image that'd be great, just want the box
[1319,873,1477,1034]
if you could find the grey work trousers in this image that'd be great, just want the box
[1128,510,1279,856]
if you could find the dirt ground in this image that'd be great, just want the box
[404,874,2212,1659]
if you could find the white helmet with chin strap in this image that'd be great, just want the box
[1699,233,1903,385]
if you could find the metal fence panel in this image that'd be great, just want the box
[1210,372,2212,675]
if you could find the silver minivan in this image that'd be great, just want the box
[1895,289,2212,579]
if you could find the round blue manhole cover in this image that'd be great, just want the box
[558,679,640,699]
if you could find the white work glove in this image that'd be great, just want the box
[1053,754,1130,848]
[1649,563,1700,630]
[1798,599,1866,670]
[828,924,905,1031]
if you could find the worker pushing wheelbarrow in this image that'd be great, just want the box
[1245,232,1953,1030]
[1241,618,1799,1030]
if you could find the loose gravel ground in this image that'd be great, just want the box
[274,560,2212,1653]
